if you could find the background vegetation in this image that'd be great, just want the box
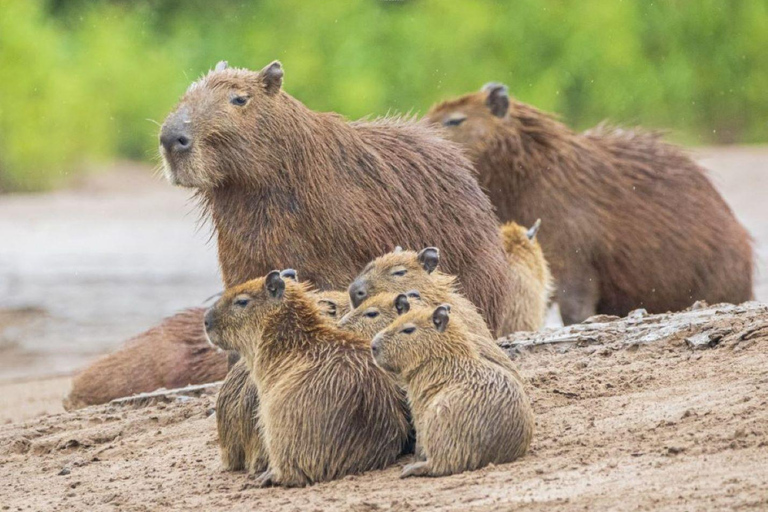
[1,0,767,191]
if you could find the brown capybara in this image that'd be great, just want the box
[347,246,521,378]
[498,219,553,330]
[204,271,411,487]
[337,290,423,339]
[371,304,534,478]
[215,359,266,474]
[64,308,227,410]
[160,61,517,337]
[425,84,754,325]
[214,271,353,474]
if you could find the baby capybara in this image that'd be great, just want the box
[372,304,534,478]
[498,219,553,330]
[426,84,753,324]
[64,308,227,410]
[205,271,410,487]
[215,359,266,474]
[348,246,521,377]
[338,290,423,339]
[215,269,350,473]
[160,61,516,337]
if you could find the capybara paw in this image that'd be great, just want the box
[400,461,431,478]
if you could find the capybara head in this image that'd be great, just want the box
[338,290,422,339]
[371,304,473,375]
[160,60,285,189]
[204,270,290,354]
[499,219,549,280]
[348,247,440,309]
[423,83,512,157]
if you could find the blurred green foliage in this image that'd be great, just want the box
[1,0,767,191]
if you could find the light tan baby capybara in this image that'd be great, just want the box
[499,219,553,330]
[205,271,410,487]
[214,269,348,473]
[64,308,227,410]
[161,61,519,338]
[338,290,423,339]
[426,84,753,324]
[348,247,520,376]
[371,304,534,478]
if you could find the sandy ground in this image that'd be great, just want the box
[1,303,766,511]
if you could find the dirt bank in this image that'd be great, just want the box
[2,302,766,511]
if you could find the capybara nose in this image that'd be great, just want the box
[349,279,368,309]
[160,127,192,154]
[160,111,192,154]
[203,308,214,332]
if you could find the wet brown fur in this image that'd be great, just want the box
[161,62,516,336]
[499,221,553,330]
[372,306,534,477]
[426,90,753,324]
[64,308,226,410]
[205,274,410,487]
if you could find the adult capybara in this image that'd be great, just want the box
[205,271,410,487]
[64,308,227,410]
[498,219,553,330]
[371,304,534,478]
[160,61,517,336]
[425,84,753,325]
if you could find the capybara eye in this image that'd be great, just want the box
[233,297,251,307]
[400,326,416,335]
[230,95,249,107]
[391,269,407,277]
[444,116,466,127]
[364,310,380,319]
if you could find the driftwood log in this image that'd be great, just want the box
[109,301,767,406]
[499,301,768,358]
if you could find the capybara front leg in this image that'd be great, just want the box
[400,460,432,478]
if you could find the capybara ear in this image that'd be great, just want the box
[394,294,411,315]
[265,270,286,299]
[214,60,229,72]
[417,247,440,274]
[482,82,509,118]
[280,268,298,281]
[394,246,403,253]
[432,304,451,332]
[318,299,338,317]
[526,218,542,241]
[405,289,421,300]
[259,61,284,95]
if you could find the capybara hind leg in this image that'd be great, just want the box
[557,270,600,325]
[400,460,432,478]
